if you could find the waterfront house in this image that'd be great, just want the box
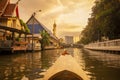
[0,0,29,53]
[24,34,41,51]
[0,0,22,30]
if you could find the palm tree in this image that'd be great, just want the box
[40,30,50,50]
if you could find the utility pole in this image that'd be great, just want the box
[32,10,41,51]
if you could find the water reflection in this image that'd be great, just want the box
[0,52,42,80]
[0,49,63,80]
[82,49,120,80]
[0,48,120,80]
[41,49,62,70]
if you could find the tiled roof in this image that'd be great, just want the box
[3,4,16,17]
[0,0,9,12]
[0,0,17,17]
[0,0,9,16]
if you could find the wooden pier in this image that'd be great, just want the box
[0,25,30,53]
[0,40,28,53]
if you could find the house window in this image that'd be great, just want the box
[7,21,12,27]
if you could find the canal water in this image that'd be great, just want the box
[0,48,120,80]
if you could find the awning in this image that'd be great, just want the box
[0,25,31,34]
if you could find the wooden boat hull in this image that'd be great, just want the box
[44,55,89,80]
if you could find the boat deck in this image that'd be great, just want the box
[44,55,89,80]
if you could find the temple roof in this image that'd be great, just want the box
[26,15,58,40]
[3,4,16,17]
[0,0,9,16]
[0,0,17,17]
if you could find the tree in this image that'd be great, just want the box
[79,0,120,44]
[40,30,50,50]
[20,19,30,33]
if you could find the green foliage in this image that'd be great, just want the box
[40,30,50,50]
[20,19,30,33]
[15,37,20,41]
[24,23,30,33]
[80,0,120,44]
[95,8,114,20]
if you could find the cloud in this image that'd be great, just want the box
[11,0,95,38]
[55,23,83,38]
[58,31,80,38]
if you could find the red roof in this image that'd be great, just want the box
[0,0,9,16]
[0,0,18,17]
[3,4,16,17]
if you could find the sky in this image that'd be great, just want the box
[11,0,95,41]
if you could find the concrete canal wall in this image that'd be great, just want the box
[84,39,120,52]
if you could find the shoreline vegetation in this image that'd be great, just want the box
[78,0,120,45]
